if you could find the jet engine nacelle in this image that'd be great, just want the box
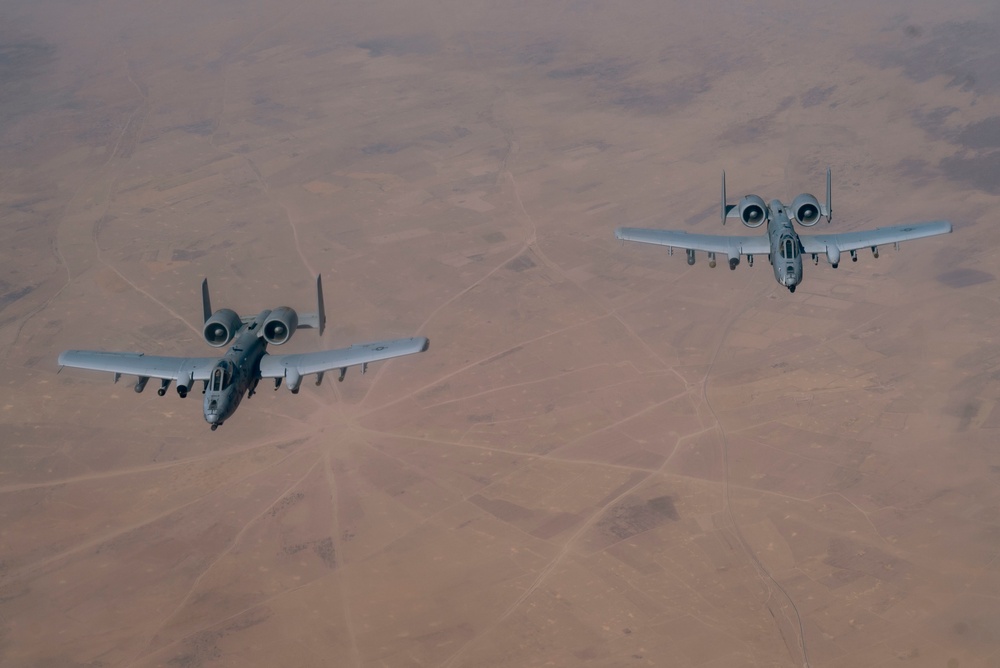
[203,308,242,347]
[738,195,768,228]
[263,306,298,345]
[791,193,821,227]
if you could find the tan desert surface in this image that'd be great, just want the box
[1,0,999,666]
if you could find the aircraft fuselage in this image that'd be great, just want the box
[765,200,803,293]
[202,310,270,428]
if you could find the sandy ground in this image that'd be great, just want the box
[1,0,999,666]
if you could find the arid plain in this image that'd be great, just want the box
[2,0,999,666]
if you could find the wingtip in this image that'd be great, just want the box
[614,227,624,240]
[420,337,430,352]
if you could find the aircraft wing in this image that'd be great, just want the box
[615,227,771,257]
[258,337,430,380]
[800,221,952,254]
[58,351,218,381]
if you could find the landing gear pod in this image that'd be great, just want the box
[827,247,841,268]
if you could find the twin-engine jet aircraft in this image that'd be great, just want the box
[57,276,429,430]
[615,169,952,292]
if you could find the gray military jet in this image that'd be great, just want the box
[615,169,952,293]
[58,276,429,430]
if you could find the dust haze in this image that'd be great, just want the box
[1,0,999,666]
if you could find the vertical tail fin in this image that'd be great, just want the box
[201,279,212,323]
[825,167,832,223]
[721,170,727,226]
[316,274,326,337]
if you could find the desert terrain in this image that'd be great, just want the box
[1,0,999,666]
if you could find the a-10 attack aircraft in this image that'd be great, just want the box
[615,169,952,293]
[57,276,429,430]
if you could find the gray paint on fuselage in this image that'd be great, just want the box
[766,200,803,291]
[203,309,270,426]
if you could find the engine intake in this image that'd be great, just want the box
[263,306,298,345]
[738,195,768,228]
[203,308,242,347]
[791,193,821,226]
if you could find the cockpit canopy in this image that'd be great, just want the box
[210,360,235,392]
[779,236,800,260]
